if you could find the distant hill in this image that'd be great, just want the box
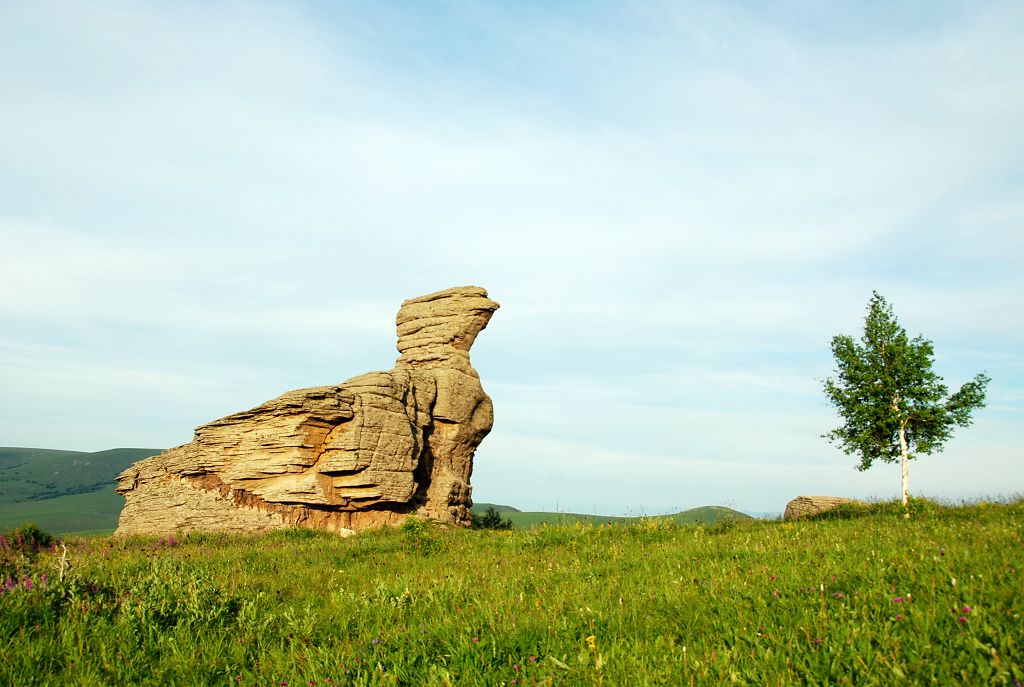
[0,447,162,503]
[471,502,522,513]
[472,502,751,528]
[0,447,161,534]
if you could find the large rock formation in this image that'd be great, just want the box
[783,495,865,521]
[115,286,499,536]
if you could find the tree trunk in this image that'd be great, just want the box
[898,419,910,517]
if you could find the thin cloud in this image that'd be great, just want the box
[1,1,1021,512]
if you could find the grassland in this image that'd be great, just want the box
[0,448,162,503]
[2,498,1021,685]
[0,448,161,534]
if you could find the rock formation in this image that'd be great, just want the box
[115,286,499,536]
[783,495,865,521]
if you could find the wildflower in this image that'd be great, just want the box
[472,636,479,643]
[529,656,537,662]
[814,638,824,645]
[892,596,905,603]
[235,675,242,682]
[769,575,776,581]
[513,664,520,671]
[371,639,381,645]
[958,616,968,623]
[23,577,33,591]
[962,606,971,614]
[895,614,903,621]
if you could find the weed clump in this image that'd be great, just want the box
[401,518,443,554]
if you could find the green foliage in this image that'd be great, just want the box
[823,292,990,470]
[7,522,55,550]
[1,522,57,580]
[471,506,513,530]
[401,517,443,554]
[1,500,1021,685]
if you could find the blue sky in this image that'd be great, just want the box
[1,1,1021,515]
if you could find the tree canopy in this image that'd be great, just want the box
[823,292,989,505]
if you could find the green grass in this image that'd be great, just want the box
[2,499,1020,685]
[0,485,123,534]
[0,447,162,503]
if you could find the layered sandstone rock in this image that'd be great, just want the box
[783,495,865,521]
[116,286,499,536]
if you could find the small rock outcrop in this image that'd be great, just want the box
[783,495,866,520]
[116,286,499,536]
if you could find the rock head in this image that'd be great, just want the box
[115,286,499,536]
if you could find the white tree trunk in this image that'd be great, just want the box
[899,419,910,516]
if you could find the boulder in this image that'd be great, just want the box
[783,495,865,520]
[115,286,499,536]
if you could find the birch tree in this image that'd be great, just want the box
[823,292,989,511]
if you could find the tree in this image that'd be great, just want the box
[823,292,990,512]
[470,506,513,530]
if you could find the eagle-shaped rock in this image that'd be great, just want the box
[116,286,499,536]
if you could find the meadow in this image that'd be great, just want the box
[2,499,1021,686]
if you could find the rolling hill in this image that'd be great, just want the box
[471,502,751,528]
[0,447,161,533]
[0,447,162,503]
[0,448,752,535]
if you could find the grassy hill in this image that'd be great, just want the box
[1,499,1019,685]
[0,447,161,503]
[0,486,125,535]
[0,447,161,534]
[472,502,751,528]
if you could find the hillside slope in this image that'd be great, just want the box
[0,447,162,503]
[0,447,162,534]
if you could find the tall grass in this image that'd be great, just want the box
[2,499,1021,685]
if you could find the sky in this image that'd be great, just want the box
[1,1,1022,516]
